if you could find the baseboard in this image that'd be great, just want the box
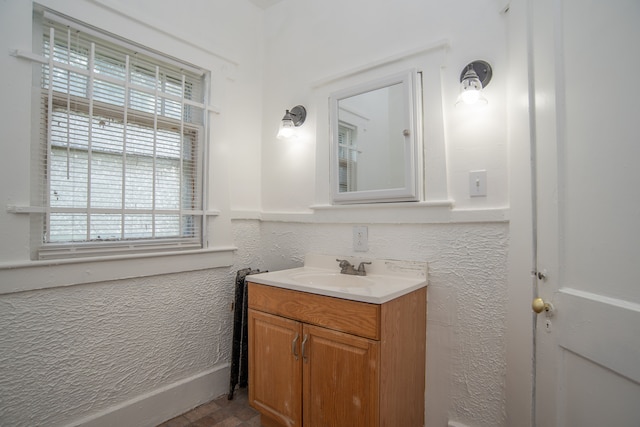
[66,363,230,427]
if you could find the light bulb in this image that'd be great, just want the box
[276,106,306,139]
[277,123,295,139]
[277,112,296,139]
[460,88,481,104]
[456,67,488,106]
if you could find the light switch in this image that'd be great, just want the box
[469,170,487,197]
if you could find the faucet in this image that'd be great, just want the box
[336,259,371,276]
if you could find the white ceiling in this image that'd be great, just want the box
[249,0,284,9]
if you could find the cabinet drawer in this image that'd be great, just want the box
[248,282,381,340]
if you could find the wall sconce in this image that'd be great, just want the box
[276,105,307,139]
[455,60,493,106]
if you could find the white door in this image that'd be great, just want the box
[532,0,640,426]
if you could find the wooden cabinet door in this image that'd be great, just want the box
[302,324,380,427]
[248,309,303,427]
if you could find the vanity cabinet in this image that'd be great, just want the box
[247,282,426,427]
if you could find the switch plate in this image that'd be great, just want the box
[469,170,487,197]
[353,226,369,252]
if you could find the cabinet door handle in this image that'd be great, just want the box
[292,333,300,360]
[301,334,309,362]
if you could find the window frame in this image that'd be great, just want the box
[337,121,358,192]
[32,6,210,260]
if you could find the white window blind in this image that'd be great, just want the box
[35,11,208,259]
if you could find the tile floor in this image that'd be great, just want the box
[157,387,261,427]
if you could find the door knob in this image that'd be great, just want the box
[532,297,554,316]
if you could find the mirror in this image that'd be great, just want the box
[330,70,422,204]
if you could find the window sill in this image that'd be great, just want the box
[0,246,236,295]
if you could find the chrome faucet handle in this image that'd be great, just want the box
[357,261,372,275]
[336,258,350,267]
[336,259,356,274]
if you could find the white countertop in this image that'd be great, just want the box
[247,254,428,304]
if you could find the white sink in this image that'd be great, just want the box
[290,272,375,288]
[248,254,428,304]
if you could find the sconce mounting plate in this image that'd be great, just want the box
[290,105,307,127]
[460,60,493,88]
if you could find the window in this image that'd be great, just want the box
[33,9,208,259]
[338,122,358,192]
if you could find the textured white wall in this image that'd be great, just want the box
[0,224,267,427]
[257,220,509,427]
[0,219,509,427]
[0,269,235,426]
